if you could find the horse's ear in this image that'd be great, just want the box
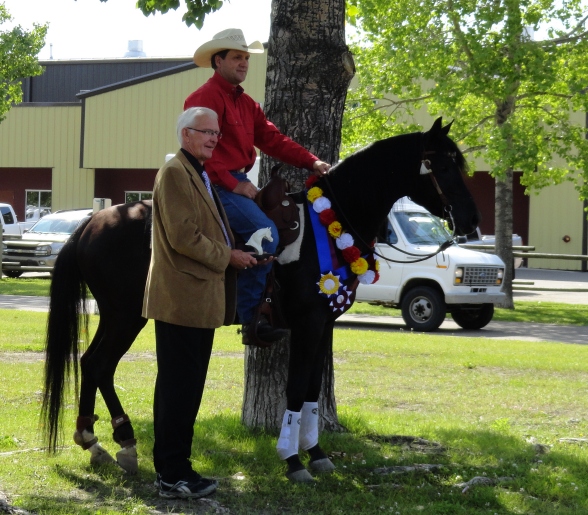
[429,117,453,136]
[441,119,454,135]
[431,117,443,133]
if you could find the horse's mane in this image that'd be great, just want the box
[331,129,467,180]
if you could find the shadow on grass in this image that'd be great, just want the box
[16,414,588,514]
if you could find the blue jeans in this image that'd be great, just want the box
[215,173,278,324]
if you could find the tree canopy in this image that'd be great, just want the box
[0,4,47,123]
[343,0,588,200]
[133,0,224,28]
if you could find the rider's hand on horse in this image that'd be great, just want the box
[312,160,331,176]
[233,181,259,200]
[230,249,258,270]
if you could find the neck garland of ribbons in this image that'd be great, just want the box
[305,175,380,313]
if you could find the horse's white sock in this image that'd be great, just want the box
[299,402,319,451]
[276,410,301,460]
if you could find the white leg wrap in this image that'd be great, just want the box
[276,410,301,460]
[299,402,319,451]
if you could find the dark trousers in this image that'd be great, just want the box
[153,320,215,481]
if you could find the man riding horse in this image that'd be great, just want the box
[184,28,331,346]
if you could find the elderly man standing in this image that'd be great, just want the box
[184,28,331,346]
[143,107,257,499]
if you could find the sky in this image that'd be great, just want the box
[1,0,272,60]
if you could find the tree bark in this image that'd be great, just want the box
[241,0,354,432]
[495,168,515,308]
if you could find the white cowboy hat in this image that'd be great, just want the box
[193,28,264,68]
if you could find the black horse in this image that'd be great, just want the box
[42,118,479,480]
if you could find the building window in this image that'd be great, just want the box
[125,191,153,203]
[26,190,52,219]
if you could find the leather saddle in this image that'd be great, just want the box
[254,164,301,250]
[238,164,302,347]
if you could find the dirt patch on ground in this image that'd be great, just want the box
[0,491,31,514]
[0,351,245,364]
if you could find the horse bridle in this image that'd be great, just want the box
[419,149,457,236]
[322,142,457,265]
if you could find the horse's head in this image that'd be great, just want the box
[407,118,480,236]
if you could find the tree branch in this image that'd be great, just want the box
[539,14,588,46]
[457,115,495,141]
[462,145,487,154]
[446,0,475,63]
[517,91,573,101]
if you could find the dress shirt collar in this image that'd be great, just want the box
[181,148,205,176]
[211,71,244,100]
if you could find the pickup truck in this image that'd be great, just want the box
[1,203,50,238]
[355,198,506,331]
[2,208,91,278]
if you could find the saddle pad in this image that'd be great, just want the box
[276,203,305,265]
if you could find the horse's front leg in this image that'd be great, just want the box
[298,321,336,474]
[277,317,336,482]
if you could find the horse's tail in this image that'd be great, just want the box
[41,217,92,452]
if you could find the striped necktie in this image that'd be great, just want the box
[202,170,231,247]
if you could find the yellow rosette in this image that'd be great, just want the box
[317,272,340,296]
[350,257,368,275]
[307,186,323,203]
[328,221,342,238]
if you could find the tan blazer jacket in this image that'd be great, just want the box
[142,150,237,328]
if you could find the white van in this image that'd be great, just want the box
[355,198,506,331]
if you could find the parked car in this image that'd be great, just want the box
[355,198,506,331]
[2,208,92,278]
[458,227,524,269]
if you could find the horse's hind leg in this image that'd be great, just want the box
[74,321,117,467]
[78,312,147,474]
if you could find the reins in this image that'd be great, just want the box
[321,135,457,265]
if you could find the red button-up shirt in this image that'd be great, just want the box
[184,72,318,191]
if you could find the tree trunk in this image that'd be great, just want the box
[495,168,515,308]
[241,0,354,432]
[494,94,516,310]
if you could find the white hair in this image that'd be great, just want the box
[176,107,218,145]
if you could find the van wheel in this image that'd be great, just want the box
[401,286,446,332]
[451,304,494,330]
[2,270,23,278]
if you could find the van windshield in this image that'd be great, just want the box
[394,211,452,245]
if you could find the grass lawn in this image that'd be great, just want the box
[1,276,587,326]
[1,310,588,514]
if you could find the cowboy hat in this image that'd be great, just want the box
[193,28,264,68]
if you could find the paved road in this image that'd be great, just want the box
[1,268,587,344]
[336,314,588,345]
[338,267,588,344]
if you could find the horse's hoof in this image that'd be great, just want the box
[88,443,116,467]
[116,446,138,475]
[309,457,336,473]
[286,468,315,483]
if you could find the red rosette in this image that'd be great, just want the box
[373,271,380,283]
[319,208,337,226]
[342,245,361,263]
[305,175,319,188]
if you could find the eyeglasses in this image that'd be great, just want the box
[187,127,222,139]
